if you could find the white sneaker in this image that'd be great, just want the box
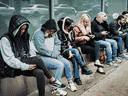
[67,82,77,92]
[51,88,67,96]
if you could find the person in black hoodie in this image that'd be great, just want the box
[91,12,121,67]
[0,15,66,96]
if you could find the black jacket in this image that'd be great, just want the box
[57,30,77,58]
[0,15,30,78]
[91,17,111,41]
[122,22,128,32]
[109,20,120,36]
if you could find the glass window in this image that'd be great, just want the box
[0,0,127,39]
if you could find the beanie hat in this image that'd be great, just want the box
[41,19,57,32]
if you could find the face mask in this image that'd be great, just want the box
[68,26,73,31]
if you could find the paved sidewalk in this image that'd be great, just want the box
[81,60,128,96]
[43,57,127,96]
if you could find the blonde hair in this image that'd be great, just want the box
[76,14,91,35]
[78,14,91,23]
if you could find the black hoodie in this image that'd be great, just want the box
[0,15,30,78]
[1,15,30,58]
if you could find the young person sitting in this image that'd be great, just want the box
[0,15,66,96]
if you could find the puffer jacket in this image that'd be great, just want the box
[57,30,77,58]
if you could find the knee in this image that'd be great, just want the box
[105,42,111,48]
[33,69,44,77]
[35,56,41,60]
[56,61,64,69]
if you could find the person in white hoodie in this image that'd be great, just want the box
[0,15,66,96]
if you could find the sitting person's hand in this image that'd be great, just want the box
[102,31,108,35]
[29,65,36,70]
[118,31,123,35]
[71,54,75,57]
[89,35,95,39]
[82,36,90,41]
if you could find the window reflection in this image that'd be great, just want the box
[0,0,127,39]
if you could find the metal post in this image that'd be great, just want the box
[101,0,104,12]
[49,0,54,19]
[127,0,128,11]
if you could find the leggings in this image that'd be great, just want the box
[14,56,52,96]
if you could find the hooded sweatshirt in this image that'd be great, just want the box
[57,17,76,58]
[32,19,61,58]
[0,15,36,71]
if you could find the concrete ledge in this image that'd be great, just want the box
[45,57,127,96]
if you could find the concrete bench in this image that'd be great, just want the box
[0,53,92,96]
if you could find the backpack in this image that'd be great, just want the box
[99,48,107,64]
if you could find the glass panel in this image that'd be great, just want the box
[105,0,127,23]
[0,0,127,39]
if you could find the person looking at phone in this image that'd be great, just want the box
[91,12,121,67]
[74,14,105,75]
[109,15,128,58]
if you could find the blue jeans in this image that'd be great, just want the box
[95,39,117,62]
[39,55,73,82]
[119,33,128,52]
[113,36,123,54]
[67,48,84,78]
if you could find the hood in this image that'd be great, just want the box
[57,17,71,34]
[8,15,30,37]
[41,19,57,32]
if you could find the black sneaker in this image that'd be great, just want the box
[81,65,93,75]
[49,79,66,89]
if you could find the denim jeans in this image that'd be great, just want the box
[119,33,128,52]
[113,36,123,54]
[39,55,73,82]
[78,41,100,61]
[95,39,117,62]
[67,48,84,78]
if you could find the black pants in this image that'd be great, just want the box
[78,41,100,61]
[14,56,52,96]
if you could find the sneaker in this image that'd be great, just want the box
[119,54,128,59]
[113,57,121,63]
[123,49,127,53]
[68,82,77,92]
[106,61,118,67]
[49,79,66,89]
[51,88,68,96]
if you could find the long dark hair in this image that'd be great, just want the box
[9,24,30,55]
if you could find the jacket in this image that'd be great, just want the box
[91,17,111,41]
[0,15,36,78]
[109,20,120,36]
[32,24,61,59]
[57,30,77,58]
